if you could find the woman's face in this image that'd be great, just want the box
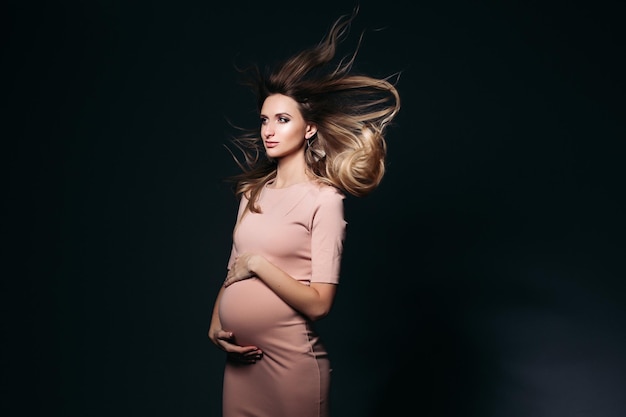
[260,94,316,161]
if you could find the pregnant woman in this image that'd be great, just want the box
[208,8,400,417]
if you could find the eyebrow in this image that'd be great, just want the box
[260,112,293,118]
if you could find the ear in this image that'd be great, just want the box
[305,124,318,139]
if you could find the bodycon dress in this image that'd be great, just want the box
[218,178,347,417]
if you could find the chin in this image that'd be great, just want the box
[265,150,285,159]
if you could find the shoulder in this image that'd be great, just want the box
[304,180,345,205]
[302,182,345,224]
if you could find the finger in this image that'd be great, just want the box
[232,345,259,354]
[217,330,234,341]
[228,352,261,364]
[244,350,263,361]
[223,273,233,287]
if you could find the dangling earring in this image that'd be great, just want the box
[306,133,317,148]
[306,133,325,162]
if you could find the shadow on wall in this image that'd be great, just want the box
[365,259,626,417]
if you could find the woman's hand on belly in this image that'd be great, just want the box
[223,253,257,288]
[209,328,263,364]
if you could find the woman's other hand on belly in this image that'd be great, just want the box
[210,328,263,364]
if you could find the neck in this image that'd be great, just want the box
[273,155,309,188]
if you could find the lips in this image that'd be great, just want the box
[265,141,279,148]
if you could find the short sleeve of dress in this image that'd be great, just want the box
[310,188,347,284]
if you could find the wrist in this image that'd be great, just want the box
[247,254,261,275]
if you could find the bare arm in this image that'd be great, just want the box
[224,253,337,322]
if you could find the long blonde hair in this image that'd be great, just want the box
[226,7,401,214]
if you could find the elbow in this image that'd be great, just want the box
[307,305,332,322]
[303,283,336,321]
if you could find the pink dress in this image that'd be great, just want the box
[218,179,346,417]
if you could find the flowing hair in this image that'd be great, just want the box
[225,7,401,214]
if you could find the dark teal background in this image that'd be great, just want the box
[5,1,625,416]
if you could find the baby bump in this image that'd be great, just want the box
[219,278,303,346]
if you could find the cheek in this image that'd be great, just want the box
[285,124,307,141]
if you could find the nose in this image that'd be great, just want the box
[262,121,274,139]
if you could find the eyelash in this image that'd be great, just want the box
[260,117,290,124]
